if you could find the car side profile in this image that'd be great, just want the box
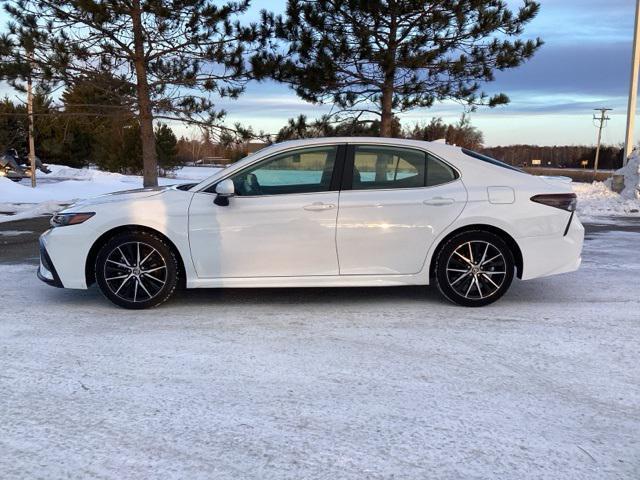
[38,137,584,309]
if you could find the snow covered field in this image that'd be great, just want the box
[1,224,639,479]
[0,165,221,222]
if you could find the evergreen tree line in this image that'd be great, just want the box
[0,77,179,174]
[270,114,484,149]
[481,145,624,170]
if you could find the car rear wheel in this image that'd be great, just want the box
[435,230,515,307]
[95,231,178,309]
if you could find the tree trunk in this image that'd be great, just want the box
[380,3,397,138]
[131,0,158,187]
[26,49,37,188]
[380,85,394,137]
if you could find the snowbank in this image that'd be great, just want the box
[611,150,640,199]
[0,176,138,204]
[569,152,640,218]
[573,181,640,219]
[0,164,222,222]
[0,199,69,222]
[44,164,220,183]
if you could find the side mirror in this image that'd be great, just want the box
[214,179,235,206]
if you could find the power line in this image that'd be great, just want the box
[593,107,612,180]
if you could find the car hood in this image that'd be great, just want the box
[65,186,170,210]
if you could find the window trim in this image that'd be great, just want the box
[202,144,347,197]
[341,143,460,192]
[461,148,525,173]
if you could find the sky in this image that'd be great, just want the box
[0,0,637,147]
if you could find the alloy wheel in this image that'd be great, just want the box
[103,241,168,303]
[445,240,507,300]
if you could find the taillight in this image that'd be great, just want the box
[530,193,577,212]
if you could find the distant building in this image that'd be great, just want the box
[196,156,231,166]
[196,142,267,166]
[246,142,266,154]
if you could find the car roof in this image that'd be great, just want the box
[264,136,460,155]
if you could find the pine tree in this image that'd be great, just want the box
[1,0,260,186]
[0,93,67,163]
[406,115,484,149]
[155,123,179,173]
[274,113,403,141]
[0,97,28,153]
[59,73,138,169]
[264,0,542,137]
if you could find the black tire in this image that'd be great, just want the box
[95,230,179,309]
[434,230,515,307]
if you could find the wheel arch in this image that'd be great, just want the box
[428,224,523,280]
[85,225,187,288]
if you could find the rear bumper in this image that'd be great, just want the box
[518,214,584,280]
[37,238,64,288]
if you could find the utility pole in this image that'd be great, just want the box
[26,49,37,188]
[593,108,611,181]
[624,0,640,163]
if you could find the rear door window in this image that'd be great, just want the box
[350,145,457,190]
[351,146,425,190]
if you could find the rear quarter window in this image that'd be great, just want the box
[426,154,458,186]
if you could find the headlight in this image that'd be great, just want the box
[50,212,95,227]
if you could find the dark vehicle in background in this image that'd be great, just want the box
[0,148,51,182]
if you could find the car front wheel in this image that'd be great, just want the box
[95,231,179,309]
[435,230,515,307]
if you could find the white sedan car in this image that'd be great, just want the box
[38,138,584,309]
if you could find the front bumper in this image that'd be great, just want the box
[38,226,94,289]
[37,237,64,288]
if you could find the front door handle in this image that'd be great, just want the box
[303,202,336,211]
[423,197,455,206]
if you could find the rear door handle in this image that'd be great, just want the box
[423,197,455,206]
[303,202,336,211]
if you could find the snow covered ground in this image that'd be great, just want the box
[1,224,639,479]
[0,164,221,222]
[573,182,640,220]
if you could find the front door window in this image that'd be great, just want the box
[229,146,338,196]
